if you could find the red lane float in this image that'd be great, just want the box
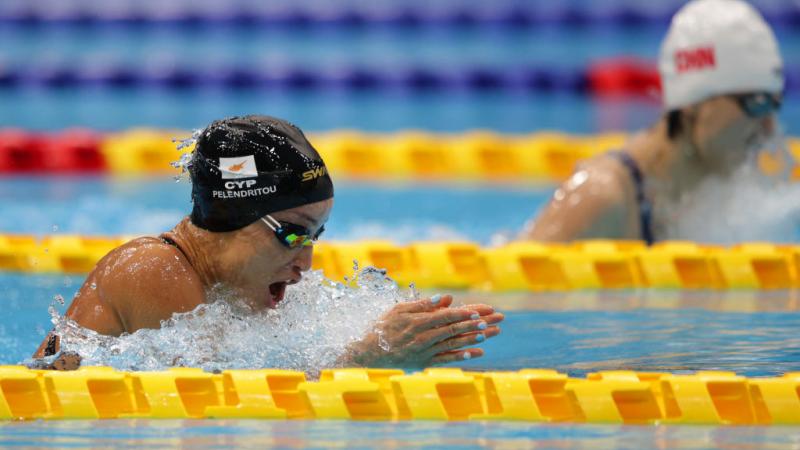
[587,58,661,99]
[0,129,104,173]
[42,129,105,173]
[0,130,46,173]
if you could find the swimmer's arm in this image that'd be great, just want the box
[521,169,628,242]
[32,276,126,358]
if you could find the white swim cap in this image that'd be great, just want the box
[659,0,784,110]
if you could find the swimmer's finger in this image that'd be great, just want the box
[460,304,495,317]
[480,312,505,326]
[431,348,484,365]
[427,331,490,356]
[414,307,476,331]
[395,294,453,313]
[413,319,488,349]
[477,326,501,340]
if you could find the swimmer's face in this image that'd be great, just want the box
[690,93,779,174]
[223,198,333,311]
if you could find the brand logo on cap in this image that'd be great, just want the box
[675,46,716,73]
[302,166,328,182]
[219,155,258,179]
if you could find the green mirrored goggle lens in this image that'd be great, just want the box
[283,233,313,248]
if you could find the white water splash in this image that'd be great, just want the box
[170,129,202,182]
[41,268,410,374]
[659,159,800,244]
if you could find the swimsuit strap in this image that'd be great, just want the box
[161,235,179,248]
[161,235,191,261]
[608,151,655,245]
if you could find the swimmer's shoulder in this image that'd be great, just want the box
[567,155,632,209]
[524,155,632,241]
[90,236,205,332]
[95,236,193,279]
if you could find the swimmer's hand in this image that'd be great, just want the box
[341,294,504,368]
[26,352,82,371]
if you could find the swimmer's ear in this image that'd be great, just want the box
[665,107,696,142]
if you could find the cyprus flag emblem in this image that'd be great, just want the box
[219,155,258,179]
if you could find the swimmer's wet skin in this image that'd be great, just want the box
[33,115,503,370]
[521,0,785,244]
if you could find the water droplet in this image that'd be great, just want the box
[52,225,59,232]
[90,282,97,290]
[408,283,419,300]
[63,277,72,287]
[53,294,64,305]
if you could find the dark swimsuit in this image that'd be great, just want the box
[608,151,655,245]
[161,235,180,250]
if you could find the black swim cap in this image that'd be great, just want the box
[189,115,334,232]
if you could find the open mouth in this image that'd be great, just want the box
[267,281,287,308]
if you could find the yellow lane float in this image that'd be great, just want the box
[3,235,800,291]
[0,366,798,424]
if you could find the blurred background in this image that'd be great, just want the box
[0,0,797,134]
[0,0,798,242]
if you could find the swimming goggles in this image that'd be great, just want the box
[261,215,325,249]
[735,92,782,119]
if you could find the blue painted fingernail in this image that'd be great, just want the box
[477,322,487,330]
[462,351,471,360]
[470,313,479,320]
[476,333,485,342]
[431,294,442,305]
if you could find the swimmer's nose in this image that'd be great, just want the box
[292,245,314,273]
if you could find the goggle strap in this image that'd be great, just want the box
[263,215,282,230]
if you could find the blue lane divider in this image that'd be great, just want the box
[1,1,797,28]
[0,62,797,95]
[0,64,588,93]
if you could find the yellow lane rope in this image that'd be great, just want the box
[98,129,800,181]
[1,235,799,290]
[0,366,797,424]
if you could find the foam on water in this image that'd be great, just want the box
[659,157,800,244]
[39,268,412,374]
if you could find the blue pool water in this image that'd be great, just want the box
[2,4,800,446]
[2,176,800,377]
[1,25,798,132]
[2,420,800,448]
[0,177,548,241]
[5,270,800,377]
[3,25,799,70]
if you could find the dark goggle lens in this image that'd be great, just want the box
[738,93,782,118]
[277,224,324,248]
